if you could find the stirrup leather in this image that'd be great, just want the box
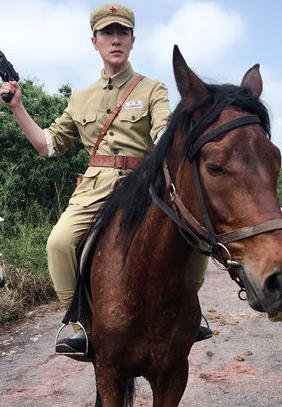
[55,321,89,356]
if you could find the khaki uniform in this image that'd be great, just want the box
[46,63,207,314]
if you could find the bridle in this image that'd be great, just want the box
[150,114,282,298]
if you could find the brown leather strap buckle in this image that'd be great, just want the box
[112,155,128,169]
[118,155,127,169]
[88,155,142,170]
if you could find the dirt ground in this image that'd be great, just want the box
[0,261,281,407]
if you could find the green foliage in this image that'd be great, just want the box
[0,205,56,324]
[0,205,51,275]
[0,78,87,323]
[0,78,88,226]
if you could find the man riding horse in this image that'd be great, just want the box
[0,3,212,358]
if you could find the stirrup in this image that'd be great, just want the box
[55,321,89,356]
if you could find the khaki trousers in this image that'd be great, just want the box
[47,202,208,317]
[46,202,103,311]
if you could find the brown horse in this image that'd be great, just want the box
[87,46,282,406]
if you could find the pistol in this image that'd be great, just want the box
[0,51,19,103]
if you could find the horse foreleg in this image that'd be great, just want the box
[95,366,133,407]
[95,382,124,406]
[150,361,189,407]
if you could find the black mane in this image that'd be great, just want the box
[87,83,271,241]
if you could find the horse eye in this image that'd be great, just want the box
[206,162,225,174]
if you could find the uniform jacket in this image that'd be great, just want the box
[47,64,170,206]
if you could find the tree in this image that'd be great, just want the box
[0,78,87,228]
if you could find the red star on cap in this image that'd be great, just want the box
[109,5,117,13]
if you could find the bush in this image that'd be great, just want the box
[0,79,85,323]
[0,225,56,324]
[0,78,88,225]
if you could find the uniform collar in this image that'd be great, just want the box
[101,63,135,89]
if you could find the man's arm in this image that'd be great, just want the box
[0,81,48,156]
[149,81,171,143]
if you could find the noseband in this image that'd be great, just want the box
[150,114,282,296]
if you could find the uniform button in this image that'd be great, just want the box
[113,148,119,154]
[108,84,113,90]
[106,108,112,114]
[109,131,114,136]
[83,118,86,123]
[131,115,136,120]
[118,170,123,176]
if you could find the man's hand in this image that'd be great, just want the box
[0,81,22,108]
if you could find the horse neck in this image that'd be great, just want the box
[133,203,196,291]
[134,129,198,273]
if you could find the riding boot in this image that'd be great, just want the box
[56,315,93,362]
[196,325,213,342]
[56,332,87,353]
[56,331,93,362]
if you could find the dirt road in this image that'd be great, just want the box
[1,261,281,407]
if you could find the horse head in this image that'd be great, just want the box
[172,46,282,315]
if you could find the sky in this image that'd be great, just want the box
[0,0,281,152]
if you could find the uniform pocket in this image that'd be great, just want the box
[73,113,98,143]
[119,110,148,123]
[73,113,97,126]
[71,168,101,198]
[69,168,115,207]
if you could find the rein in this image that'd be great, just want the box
[150,114,282,295]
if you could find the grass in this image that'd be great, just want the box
[0,207,56,324]
[0,261,56,324]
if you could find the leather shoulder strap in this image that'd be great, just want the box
[91,74,145,157]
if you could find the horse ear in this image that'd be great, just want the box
[241,64,263,97]
[173,45,209,106]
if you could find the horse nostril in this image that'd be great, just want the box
[265,273,282,298]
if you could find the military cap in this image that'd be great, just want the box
[90,3,135,31]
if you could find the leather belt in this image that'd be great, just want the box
[88,155,143,170]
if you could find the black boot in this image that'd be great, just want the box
[196,325,213,342]
[56,332,87,353]
[56,332,92,362]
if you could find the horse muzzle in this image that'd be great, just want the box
[238,264,282,313]
[263,270,282,312]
